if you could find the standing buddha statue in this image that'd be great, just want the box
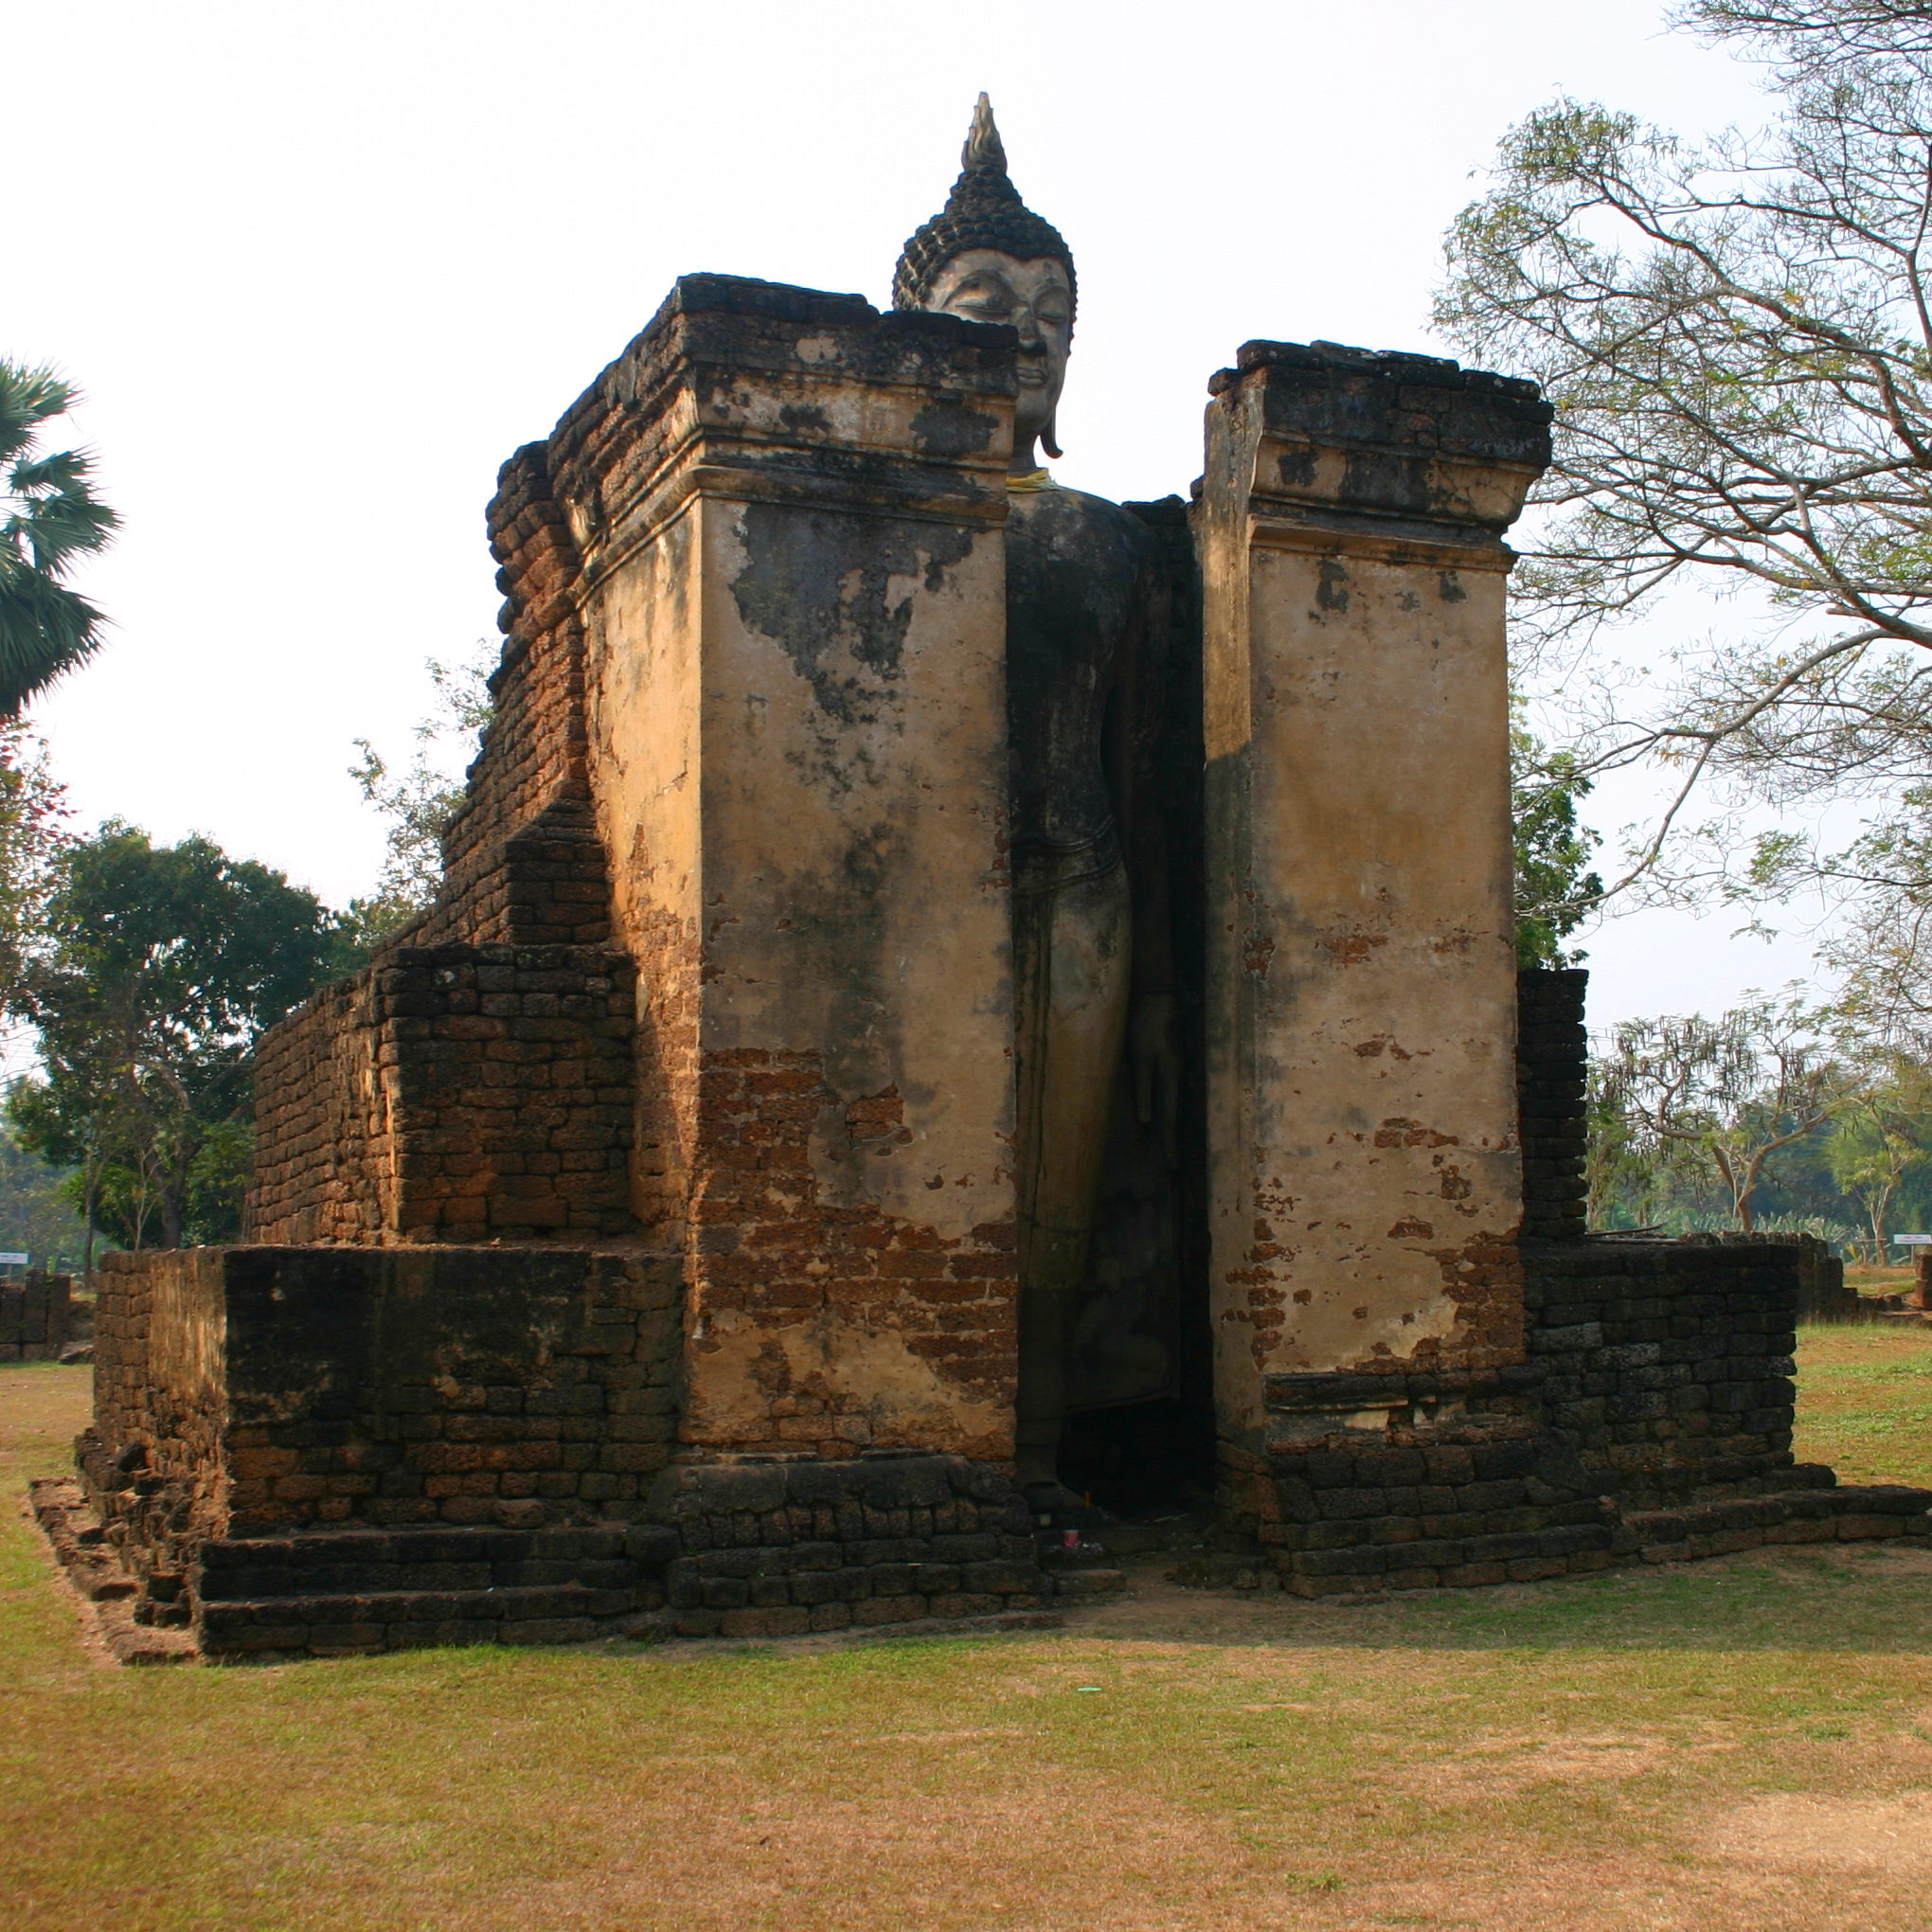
[896,97,1177,1497]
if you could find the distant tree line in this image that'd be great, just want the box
[1589,988,1932,1252]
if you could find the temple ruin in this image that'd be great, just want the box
[40,107,1931,1658]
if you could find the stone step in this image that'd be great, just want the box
[37,1469,1058,1661]
[195,1581,648,1655]
[1619,1484,1932,1563]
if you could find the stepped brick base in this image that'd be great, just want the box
[38,1451,1054,1660]
[1223,1359,1621,1596]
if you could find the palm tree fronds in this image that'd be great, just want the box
[0,359,116,717]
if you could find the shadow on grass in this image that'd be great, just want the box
[1056,1543,1932,1659]
[478,1546,1932,1680]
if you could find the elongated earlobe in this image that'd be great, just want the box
[1042,415,1064,461]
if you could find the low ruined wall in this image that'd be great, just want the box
[1515,968,1806,1504]
[241,1245,678,1536]
[1527,1239,1800,1506]
[1223,1238,1864,1596]
[247,943,638,1244]
[0,1271,74,1360]
[1681,1228,1860,1322]
[80,1244,682,1544]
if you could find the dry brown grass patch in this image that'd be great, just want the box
[1704,1790,1932,1873]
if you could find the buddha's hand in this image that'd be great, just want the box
[1130,991,1180,1164]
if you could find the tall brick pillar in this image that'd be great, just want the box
[1196,340,1552,1453]
[1517,967,1590,1242]
[550,277,1021,1463]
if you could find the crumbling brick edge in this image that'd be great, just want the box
[26,1477,196,1666]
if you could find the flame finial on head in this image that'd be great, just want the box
[892,94,1076,326]
[962,91,1006,174]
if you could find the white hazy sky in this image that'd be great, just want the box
[9,0,1819,1027]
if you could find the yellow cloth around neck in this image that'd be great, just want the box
[1007,468,1057,493]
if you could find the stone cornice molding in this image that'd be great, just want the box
[1204,339,1553,569]
[543,277,1017,601]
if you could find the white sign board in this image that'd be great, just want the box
[0,1252,28,1266]
[1892,1234,1932,1246]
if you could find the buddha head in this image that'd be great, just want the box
[895,95,1076,469]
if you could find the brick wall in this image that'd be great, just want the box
[1528,1240,1800,1505]
[1516,967,1809,1505]
[80,1250,231,1605]
[1221,1362,1615,1595]
[1518,967,1588,1240]
[650,1457,1046,1640]
[414,441,608,952]
[1685,1228,1861,1321]
[184,1454,1050,1657]
[679,1048,1019,1459]
[247,943,638,1244]
[79,1244,683,1544]
[0,1271,73,1359]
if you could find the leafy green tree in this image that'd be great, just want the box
[0,721,68,1013]
[0,362,117,717]
[1436,1,1932,1011]
[0,1126,90,1267]
[345,642,495,948]
[1824,1051,1932,1250]
[1512,716,1603,967]
[5,825,350,1250]
[1592,993,1851,1229]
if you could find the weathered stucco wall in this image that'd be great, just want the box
[1199,340,1551,1442]
[549,278,1023,1462]
[242,279,1026,1469]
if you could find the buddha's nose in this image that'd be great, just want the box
[1013,306,1044,349]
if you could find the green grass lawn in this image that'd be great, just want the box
[4,1333,1932,1932]
[1792,1318,1932,1489]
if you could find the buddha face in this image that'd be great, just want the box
[926,249,1072,457]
